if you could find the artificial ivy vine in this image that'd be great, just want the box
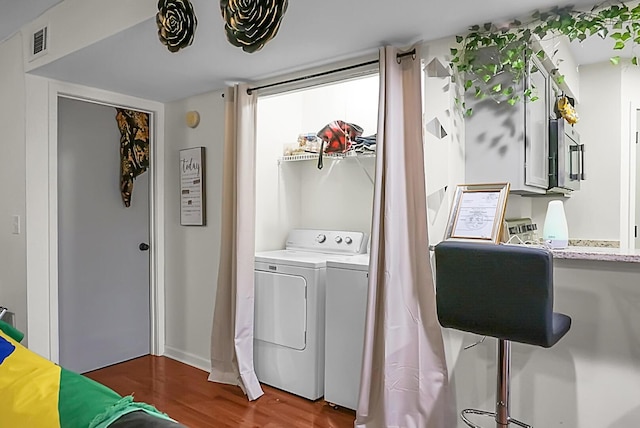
[450,1,640,115]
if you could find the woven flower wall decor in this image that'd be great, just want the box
[156,0,197,53]
[220,0,289,53]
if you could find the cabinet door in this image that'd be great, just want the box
[524,57,550,189]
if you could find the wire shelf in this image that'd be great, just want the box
[279,151,375,162]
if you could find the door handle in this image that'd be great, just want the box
[579,144,586,180]
[569,145,579,180]
[139,243,150,251]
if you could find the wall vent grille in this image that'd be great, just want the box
[30,26,49,60]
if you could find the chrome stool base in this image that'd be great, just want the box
[460,340,532,428]
[461,408,531,428]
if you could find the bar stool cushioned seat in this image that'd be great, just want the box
[434,241,571,427]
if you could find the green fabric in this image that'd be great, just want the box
[0,320,24,343]
[88,395,175,428]
[58,367,123,428]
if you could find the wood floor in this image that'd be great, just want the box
[85,355,356,428]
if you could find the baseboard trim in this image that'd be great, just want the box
[163,346,210,373]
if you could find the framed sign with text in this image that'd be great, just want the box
[443,182,510,244]
[180,147,206,226]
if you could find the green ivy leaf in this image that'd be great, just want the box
[502,86,514,96]
[454,3,640,112]
[465,108,473,117]
[464,79,473,90]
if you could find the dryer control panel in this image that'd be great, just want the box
[285,229,368,255]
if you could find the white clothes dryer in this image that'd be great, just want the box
[324,254,370,410]
[254,229,368,401]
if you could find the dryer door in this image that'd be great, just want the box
[254,270,307,350]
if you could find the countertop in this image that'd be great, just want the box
[550,246,640,263]
[430,242,640,263]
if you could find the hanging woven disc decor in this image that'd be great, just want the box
[220,0,289,53]
[156,0,198,53]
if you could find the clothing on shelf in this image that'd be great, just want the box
[352,134,377,154]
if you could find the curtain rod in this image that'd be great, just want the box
[246,49,416,95]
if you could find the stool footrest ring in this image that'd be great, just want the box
[461,408,532,428]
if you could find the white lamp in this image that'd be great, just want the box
[543,200,569,249]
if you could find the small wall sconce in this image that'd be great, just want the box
[186,110,200,128]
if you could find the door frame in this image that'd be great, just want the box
[25,76,165,362]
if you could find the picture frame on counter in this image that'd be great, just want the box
[444,182,510,244]
[179,147,206,226]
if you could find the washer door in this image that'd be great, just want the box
[254,270,307,350]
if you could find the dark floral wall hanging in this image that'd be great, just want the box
[116,109,150,207]
[156,0,197,53]
[220,0,289,53]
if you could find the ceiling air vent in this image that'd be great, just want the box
[30,26,49,60]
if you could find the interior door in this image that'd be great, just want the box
[58,97,150,373]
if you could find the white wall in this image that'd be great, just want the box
[0,33,27,333]
[255,76,379,251]
[163,89,226,369]
[422,37,466,244]
[421,37,534,242]
[22,0,154,71]
[532,63,623,241]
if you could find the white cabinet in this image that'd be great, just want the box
[465,51,550,194]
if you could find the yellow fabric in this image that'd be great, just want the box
[0,330,61,428]
[557,96,579,124]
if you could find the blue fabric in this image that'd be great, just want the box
[0,335,16,364]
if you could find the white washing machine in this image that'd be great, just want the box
[254,229,368,400]
[325,253,370,410]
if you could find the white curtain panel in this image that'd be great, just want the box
[355,46,452,428]
[208,84,264,401]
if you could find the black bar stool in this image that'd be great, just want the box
[434,241,571,428]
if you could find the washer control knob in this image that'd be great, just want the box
[335,236,343,244]
[345,236,353,245]
[316,234,327,243]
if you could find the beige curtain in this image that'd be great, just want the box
[355,46,452,427]
[208,84,264,401]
